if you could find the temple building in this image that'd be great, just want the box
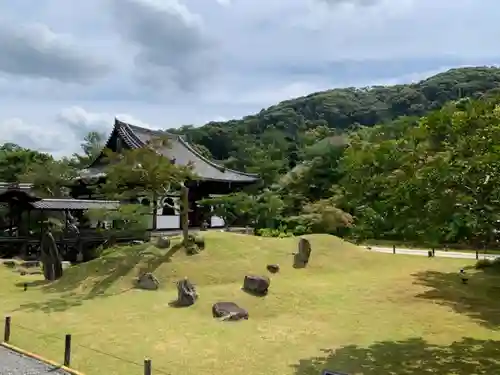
[70,119,259,230]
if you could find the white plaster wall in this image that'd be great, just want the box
[157,215,180,229]
[145,214,180,230]
[211,216,225,228]
[140,196,226,229]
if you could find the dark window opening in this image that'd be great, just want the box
[162,198,175,215]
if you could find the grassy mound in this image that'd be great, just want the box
[1,232,500,375]
[52,233,363,292]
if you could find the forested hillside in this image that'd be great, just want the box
[3,66,500,248]
[170,66,500,183]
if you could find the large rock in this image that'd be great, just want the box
[212,302,249,321]
[137,272,160,290]
[242,275,270,296]
[156,236,171,249]
[40,231,63,281]
[293,237,312,268]
[170,277,198,307]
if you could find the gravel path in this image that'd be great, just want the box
[366,246,500,260]
[0,346,70,375]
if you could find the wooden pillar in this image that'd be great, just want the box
[8,202,13,237]
[64,210,69,256]
[180,185,189,243]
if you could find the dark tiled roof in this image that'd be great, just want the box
[32,199,119,211]
[86,119,259,183]
[0,182,34,194]
[0,186,40,203]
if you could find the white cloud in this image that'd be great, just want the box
[0,23,110,83]
[56,106,154,139]
[0,0,498,156]
[109,0,216,91]
[0,117,68,156]
[56,106,112,136]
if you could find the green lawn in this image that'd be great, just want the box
[1,232,500,375]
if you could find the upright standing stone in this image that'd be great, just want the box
[293,237,312,268]
[200,221,208,231]
[171,277,198,306]
[40,230,63,281]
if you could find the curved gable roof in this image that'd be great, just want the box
[87,119,259,183]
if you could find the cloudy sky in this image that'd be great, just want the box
[0,0,498,156]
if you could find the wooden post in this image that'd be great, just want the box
[432,248,435,257]
[392,245,396,254]
[144,358,152,375]
[152,193,158,231]
[180,185,189,244]
[4,316,11,343]
[63,334,72,367]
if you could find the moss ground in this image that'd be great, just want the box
[1,232,500,374]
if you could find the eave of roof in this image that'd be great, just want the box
[84,118,260,184]
[31,198,119,211]
[0,182,34,193]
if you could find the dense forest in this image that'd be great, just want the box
[170,66,500,180]
[3,66,500,248]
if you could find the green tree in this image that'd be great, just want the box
[0,143,52,182]
[72,131,105,167]
[21,159,77,197]
[174,66,500,183]
[198,193,255,229]
[100,136,194,242]
[336,96,500,247]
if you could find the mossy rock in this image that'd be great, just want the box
[185,242,201,255]
[194,235,205,250]
[156,236,171,249]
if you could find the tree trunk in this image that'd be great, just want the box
[180,185,189,244]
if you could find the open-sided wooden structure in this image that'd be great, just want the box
[0,185,144,261]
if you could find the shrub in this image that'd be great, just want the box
[475,259,492,269]
[156,236,171,249]
[183,233,203,255]
[194,235,205,250]
[292,225,310,236]
[256,226,294,238]
[475,257,500,270]
[185,243,200,255]
[257,228,274,237]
